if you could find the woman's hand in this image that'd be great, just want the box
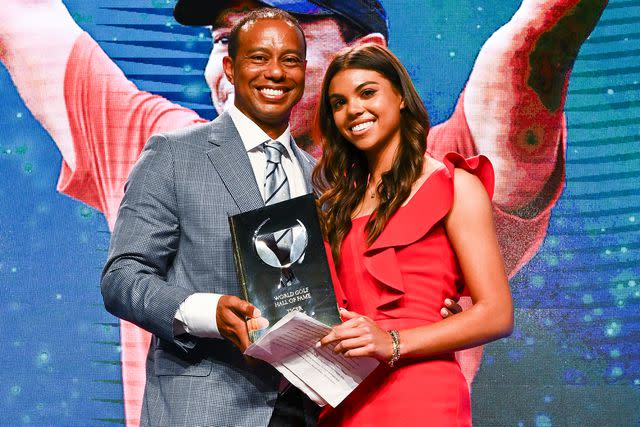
[319,308,394,362]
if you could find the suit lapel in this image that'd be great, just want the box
[206,113,264,212]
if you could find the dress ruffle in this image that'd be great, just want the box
[361,153,494,310]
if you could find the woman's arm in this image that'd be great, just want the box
[320,169,513,362]
[400,169,513,357]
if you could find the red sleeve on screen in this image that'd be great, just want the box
[58,32,207,229]
[427,90,567,277]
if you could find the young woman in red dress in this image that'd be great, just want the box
[313,44,514,426]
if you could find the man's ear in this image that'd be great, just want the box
[349,33,387,47]
[222,56,235,84]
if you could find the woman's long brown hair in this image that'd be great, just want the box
[312,44,430,263]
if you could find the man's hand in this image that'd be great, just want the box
[216,295,268,352]
[440,298,462,318]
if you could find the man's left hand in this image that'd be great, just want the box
[440,298,463,318]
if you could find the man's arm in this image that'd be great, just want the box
[1,1,205,223]
[0,0,81,168]
[101,135,264,351]
[101,135,192,345]
[464,0,607,212]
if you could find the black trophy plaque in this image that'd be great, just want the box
[229,193,341,341]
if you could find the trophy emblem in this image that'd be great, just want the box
[253,218,308,288]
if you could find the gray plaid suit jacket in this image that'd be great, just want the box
[101,112,316,426]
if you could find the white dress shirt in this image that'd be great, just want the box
[174,105,307,338]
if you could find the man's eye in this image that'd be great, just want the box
[213,35,229,45]
[283,56,301,65]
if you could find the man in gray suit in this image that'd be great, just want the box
[101,8,317,426]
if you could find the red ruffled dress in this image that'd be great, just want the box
[320,153,494,427]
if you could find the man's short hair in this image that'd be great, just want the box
[227,8,307,59]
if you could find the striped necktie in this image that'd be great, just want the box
[264,140,290,205]
[263,141,294,280]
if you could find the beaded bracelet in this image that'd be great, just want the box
[388,330,401,367]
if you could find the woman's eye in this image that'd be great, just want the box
[362,89,376,97]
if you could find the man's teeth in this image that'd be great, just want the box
[351,121,374,132]
[261,88,284,96]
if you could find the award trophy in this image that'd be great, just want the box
[229,194,341,341]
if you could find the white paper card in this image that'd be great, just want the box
[244,311,379,407]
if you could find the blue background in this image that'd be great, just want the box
[1,0,639,425]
